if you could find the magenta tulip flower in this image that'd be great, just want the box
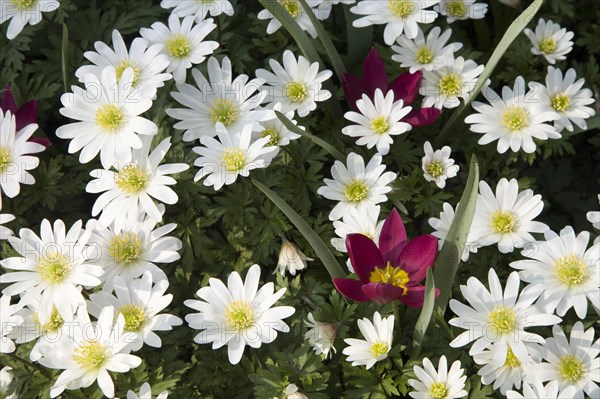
[342,48,440,127]
[333,209,440,306]
[1,84,51,147]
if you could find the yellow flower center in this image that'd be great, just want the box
[165,34,191,58]
[285,81,308,103]
[95,104,124,132]
[488,305,518,336]
[539,37,557,54]
[554,254,588,287]
[115,164,149,194]
[73,341,108,371]
[119,303,147,333]
[426,161,444,178]
[439,73,462,98]
[34,307,64,334]
[429,382,448,399]
[370,341,389,358]
[415,46,434,64]
[225,300,255,331]
[344,180,369,202]
[0,147,12,174]
[558,354,585,383]
[502,105,529,131]
[260,128,280,147]
[551,93,571,112]
[222,148,247,172]
[388,0,415,18]
[369,262,410,295]
[281,0,302,20]
[370,116,390,134]
[504,347,522,369]
[209,98,240,126]
[12,0,37,9]
[38,253,72,284]
[490,210,517,234]
[109,231,143,265]
[114,60,142,87]
[446,0,467,17]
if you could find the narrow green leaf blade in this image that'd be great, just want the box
[411,268,435,356]
[252,179,346,279]
[564,113,600,137]
[61,23,69,93]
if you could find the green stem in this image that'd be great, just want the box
[392,301,401,338]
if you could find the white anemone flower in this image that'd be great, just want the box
[342,311,394,369]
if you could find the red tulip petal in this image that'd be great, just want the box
[390,70,422,105]
[1,84,17,114]
[400,286,440,308]
[363,48,388,98]
[362,282,405,304]
[333,278,370,302]
[15,100,37,131]
[346,233,384,283]
[402,108,441,127]
[343,73,367,112]
[399,235,438,283]
[379,209,407,265]
[28,137,52,148]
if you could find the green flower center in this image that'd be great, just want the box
[95,104,125,132]
[502,105,529,131]
[115,164,149,194]
[429,382,448,399]
[558,354,585,383]
[439,73,462,98]
[12,0,37,9]
[165,34,191,58]
[370,116,390,134]
[38,253,72,284]
[281,0,302,20]
[490,210,517,234]
[114,60,142,87]
[109,232,143,265]
[0,146,12,174]
[225,300,255,331]
[551,93,571,112]
[446,0,467,17]
[222,148,247,172]
[73,341,108,371]
[539,37,557,54]
[415,46,434,64]
[370,341,389,358]
[554,254,588,287]
[260,128,280,147]
[34,307,64,334]
[504,347,522,369]
[488,305,518,336]
[344,180,369,202]
[388,0,414,18]
[119,303,147,333]
[285,81,308,103]
[209,98,240,127]
[369,262,410,295]
[426,161,444,178]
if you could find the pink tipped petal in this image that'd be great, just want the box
[402,108,441,127]
[1,84,17,114]
[16,100,38,130]
[333,278,370,302]
[346,233,384,283]
[343,73,367,111]
[399,234,438,282]
[379,209,407,264]
[401,286,440,308]
[390,70,423,105]
[362,48,388,97]
[361,282,405,304]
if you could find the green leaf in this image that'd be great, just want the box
[275,111,345,161]
[433,155,480,313]
[61,23,69,93]
[252,179,346,279]
[411,268,435,357]
[435,0,544,144]
[344,4,373,66]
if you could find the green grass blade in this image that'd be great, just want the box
[252,179,346,279]
[61,23,69,93]
[411,268,436,356]
[344,5,373,66]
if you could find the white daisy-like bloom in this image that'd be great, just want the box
[506,379,561,399]
[350,0,439,45]
[0,212,15,239]
[0,295,23,354]
[256,50,333,117]
[0,0,60,40]
[276,384,308,399]
[184,264,296,365]
[88,272,183,352]
[0,110,44,208]
[257,0,321,38]
[473,346,536,395]
[523,18,574,65]
[408,356,468,399]
[342,311,394,369]
[391,26,463,73]
[470,178,548,253]
[75,30,172,99]
[428,202,480,262]
[127,382,168,399]
[0,366,17,399]
[86,137,189,231]
[317,152,397,221]
[342,89,413,156]
[314,0,356,20]
[56,67,158,169]
[587,195,600,232]
[251,104,302,155]
[529,66,596,133]
[510,226,599,319]
[193,122,276,191]
[0,219,104,319]
[166,56,273,142]
[434,0,488,23]
[276,240,313,276]
[449,268,561,367]
[140,15,219,83]
[304,312,337,358]
[421,141,459,189]
[85,208,182,291]
[421,56,484,109]
[160,0,233,21]
[533,322,599,399]
[37,306,142,398]
[465,77,561,153]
